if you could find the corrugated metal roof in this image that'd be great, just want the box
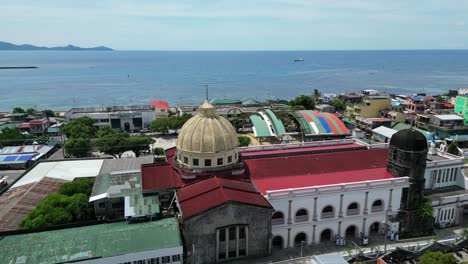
[0,218,182,263]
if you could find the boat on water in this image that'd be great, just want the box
[294,58,304,62]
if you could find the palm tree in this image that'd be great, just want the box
[312,89,321,103]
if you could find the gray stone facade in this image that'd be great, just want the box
[182,203,272,264]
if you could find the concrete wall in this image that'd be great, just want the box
[182,203,272,264]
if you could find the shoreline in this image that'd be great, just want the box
[0,66,38,70]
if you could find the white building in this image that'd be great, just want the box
[66,105,157,131]
[424,146,468,227]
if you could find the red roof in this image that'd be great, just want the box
[246,148,392,194]
[19,123,31,129]
[177,177,272,220]
[149,100,169,109]
[444,103,454,108]
[241,143,366,159]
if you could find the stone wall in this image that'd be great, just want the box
[182,203,272,264]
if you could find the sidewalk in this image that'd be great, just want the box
[233,224,468,264]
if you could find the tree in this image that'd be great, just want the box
[20,179,96,229]
[127,135,155,157]
[231,119,243,130]
[150,114,193,134]
[312,89,321,103]
[153,147,165,155]
[42,109,55,117]
[417,251,459,264]
[436,95,445,103]
[58,178,94,196]
[12,107,25,113]
[0,127,33,148]
[26,107,36,116]
[447,142,459,156]
[329,99,346,112]
[65,138,92,157]
[95,129,130,158]
[289,95,315,110]
[291,105,306,110]
[64,117,97,138]
[238,135,251,147]
[150,118,170,134]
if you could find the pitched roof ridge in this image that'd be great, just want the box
[178,177,221,202]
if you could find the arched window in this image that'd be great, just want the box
[294,232,307,246]
[295,209,308,222]
[346,202,359,216]
[272,211,284,225]
[272,236,283,249]
[320,229,333,242]
[321,205,335,219]
[371,199,384,212]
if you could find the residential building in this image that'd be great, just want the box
[355,117,392,133]
[372,126,397,143]
[0,218,183,264]
[406,95,426,114]
[344,96,391,121]
[19,117,56,135]
[0,144,56,169]
[455,94,468,124]
[315,104,335,113]
[149,99,170,119]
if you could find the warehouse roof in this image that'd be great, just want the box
[0,218,182,264]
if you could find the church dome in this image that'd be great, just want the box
[176,100,239,171]
[389,128,428,152]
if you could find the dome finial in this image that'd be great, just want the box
[199,100,217,118]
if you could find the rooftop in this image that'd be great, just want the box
[69,105,153,114]
[0,218,182,264]
[372,126,397,138]
[148,100,170,109]
[433,114,464,121]
[246,148,392,194]
[176,177,271,220]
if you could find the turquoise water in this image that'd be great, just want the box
[1,50,468,111]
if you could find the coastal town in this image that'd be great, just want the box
[1,87,468,263]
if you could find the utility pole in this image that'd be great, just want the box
[203,84,209,101]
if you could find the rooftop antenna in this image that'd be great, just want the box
[203,84,209,101]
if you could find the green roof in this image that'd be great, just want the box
[0,218,181,264]
[249,114,273,137]
[392,123,431,137]
[264,109,286,135]
[210,98,242,105]
[0,122,20,130]
[242,99,261,105]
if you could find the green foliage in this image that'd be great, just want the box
[20,178,95,229]
[417,251,459,264]
[419,200,434,219]
[289,95,315,110]
[64,117,97,138]
[291,105,306,110]
[0,127,33,148]
[436,95,445,103]
[153,147,165,155]
[58,178,94,196]
[231,119,243,130]
[65,138,92,157]
[312,89,321,103]
[127,135,155,157]
[238,135,251,147]
[447,142,459,155]
[12,107,25,113]
[26,107,36,115]
[42,109,55,117]
[149,114,192,134]
[95,126,130,158]
[329,99,346,112]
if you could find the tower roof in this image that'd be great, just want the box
[390,128,428,151]
[177,100,238,154]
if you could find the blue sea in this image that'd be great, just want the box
[1,50,468,111]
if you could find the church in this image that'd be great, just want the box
[141,100,468,263]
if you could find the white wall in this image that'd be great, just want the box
[268,180,405,248]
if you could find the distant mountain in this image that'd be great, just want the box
[0,41,113,51]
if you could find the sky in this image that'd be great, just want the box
[1,0,468,50]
